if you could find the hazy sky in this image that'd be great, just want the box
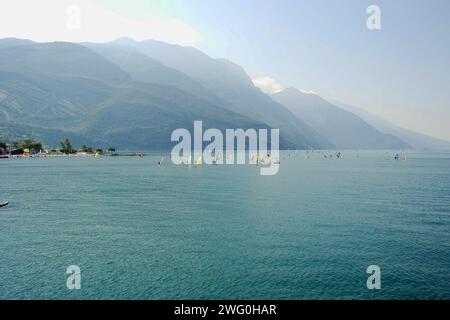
[0,0,449,140]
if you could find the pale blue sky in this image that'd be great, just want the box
[1,0,449,140]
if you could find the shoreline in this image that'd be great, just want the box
[0,152,146,159]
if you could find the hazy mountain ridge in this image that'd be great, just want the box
[0,41,130,82]
[272,88,410,149]
[333,101,450,150]
[83,42,219,104]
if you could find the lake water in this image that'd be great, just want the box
[1,150,449,299]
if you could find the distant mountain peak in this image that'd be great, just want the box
[275,88,323,103]
[0,37,34,47]
[113,37,139,46]
[282,87,299,93]
[280,87,318,96]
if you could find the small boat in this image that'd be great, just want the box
[0,201,9,208]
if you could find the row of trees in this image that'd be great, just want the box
[0,138,115,155]
[0,139,43,152]
[60,138,115,155]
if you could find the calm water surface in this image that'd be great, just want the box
[0,150,449,299]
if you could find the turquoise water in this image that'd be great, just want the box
[0,151,449,299]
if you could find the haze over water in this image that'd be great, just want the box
[1,150,449,299]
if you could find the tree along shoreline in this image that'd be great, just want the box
[0,138,138,157]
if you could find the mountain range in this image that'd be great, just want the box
[0,37,448,150]
[334,101,450,150]
[271,88,409,149]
